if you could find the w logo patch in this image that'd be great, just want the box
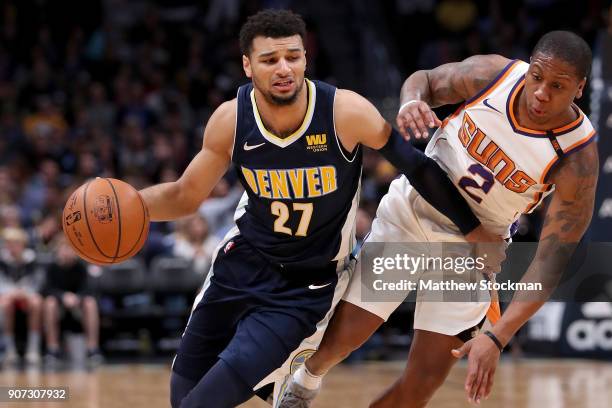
[306,134,327,152]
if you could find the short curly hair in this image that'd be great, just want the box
[239,9,307,56]
[532,31,592,79]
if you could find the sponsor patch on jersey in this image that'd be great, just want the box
[306,133,327,152]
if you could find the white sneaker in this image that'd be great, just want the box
[278,377,320,408]
[24,350,41,365]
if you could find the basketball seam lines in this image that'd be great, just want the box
[105,178,122,262]
[115,187,147,260]
[81,180,115,262]
[63,201,110,264]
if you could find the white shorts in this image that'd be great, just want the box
[342,176,491,337]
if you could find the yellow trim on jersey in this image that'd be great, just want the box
[250,79,316,148]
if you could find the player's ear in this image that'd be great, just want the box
[575,77,586,99]
[243,55,252,78]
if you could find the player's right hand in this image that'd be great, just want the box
[396,100,442,140]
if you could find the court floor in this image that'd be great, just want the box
[1,359,611,407]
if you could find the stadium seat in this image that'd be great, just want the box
[149,256,204,295]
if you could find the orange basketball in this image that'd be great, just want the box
[62,177,150,265]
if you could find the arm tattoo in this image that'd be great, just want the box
[526,144,599,294]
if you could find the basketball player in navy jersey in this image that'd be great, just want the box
[140,10,497,408]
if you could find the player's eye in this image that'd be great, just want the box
[532,73,541,80]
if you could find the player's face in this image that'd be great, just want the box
[243,35,306,106]
[524,53,586,125]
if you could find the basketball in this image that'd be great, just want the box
[62,177,150,265]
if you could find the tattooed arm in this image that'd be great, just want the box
[452,142,599,404]
[396,54,510,139]
[491,142,599,345]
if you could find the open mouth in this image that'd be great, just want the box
[273,79,294,92]
[530,106,546,117]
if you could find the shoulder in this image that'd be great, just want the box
[453,55,516,99]
[334,89,381,121]
[202,99,237,154]
[210,99,237,125]
[334,89,389,149]
[549,141,598,184]
[205,98,237,134]
[457,54,515,76]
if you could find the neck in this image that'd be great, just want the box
[253,80,308,138]
[516,88,577,131]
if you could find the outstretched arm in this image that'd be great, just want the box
[334,89,492,238]
[140,100,236,221]
[453,142,599,404]
[397,54,510,139]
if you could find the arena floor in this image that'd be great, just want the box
[1,359,611,407]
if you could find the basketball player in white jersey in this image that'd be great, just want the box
[280,30,598,407]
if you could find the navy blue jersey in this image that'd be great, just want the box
[232,79,362,269]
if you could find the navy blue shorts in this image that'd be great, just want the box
[172,234,339,388]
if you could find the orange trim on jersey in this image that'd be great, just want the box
[539,156,560,184]
[440,103,465,129]
[523,155,558,213]
[524,184,552,213]
[522,129,595,213]
[486,300,501,324]
[508,79,585,136]
[465,60,520,109]
[554,109,586,134]
[564,129,596,153]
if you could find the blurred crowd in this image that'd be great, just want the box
[0,0,608,364]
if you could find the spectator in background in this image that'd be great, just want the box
[0,227,44,365]
[171,214,219,275]
[198,179,244,238]
[0,204,22,230]
[42,236,102,366]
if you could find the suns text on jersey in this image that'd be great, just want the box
[458,113,536,193]
[241,165,338,199]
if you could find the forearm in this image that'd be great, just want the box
[400,71,434,106]
[491,224,585,345]
[378,128,480,234]
[140,181,199,222]
[489,258,566,346]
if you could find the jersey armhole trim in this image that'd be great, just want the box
[538,130,596,185]
[333,88,361,163]
[563,129,596,155]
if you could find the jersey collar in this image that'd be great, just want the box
[506,76,584,138]
[250,79,316,148]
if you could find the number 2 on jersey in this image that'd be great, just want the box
[458,163,494,203]
[271,201,313,237]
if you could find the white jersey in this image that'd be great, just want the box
[423,59,596,237]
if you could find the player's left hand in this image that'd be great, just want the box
[451,334,501,405]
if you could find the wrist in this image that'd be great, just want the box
[398,99,420,113]
[490,326,512,348]
[483,330,504,352]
